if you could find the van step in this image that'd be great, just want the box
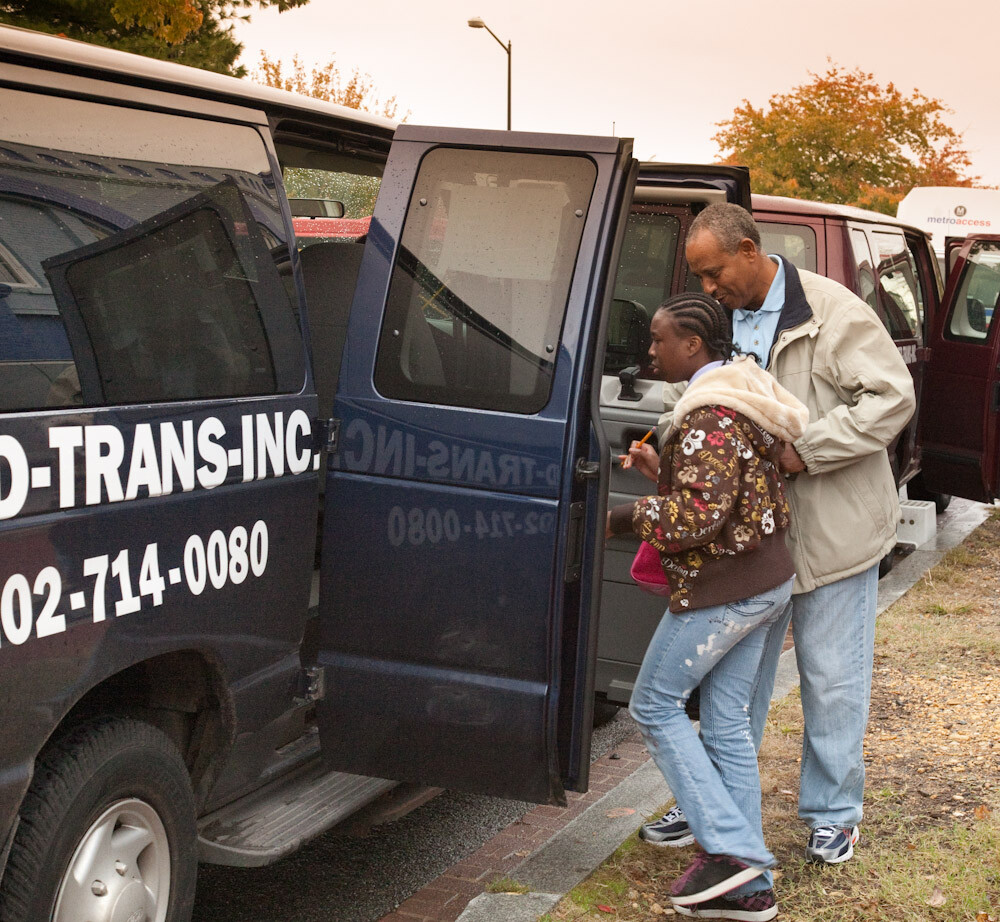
[197,759,396,867]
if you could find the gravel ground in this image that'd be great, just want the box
[193,706,637,922]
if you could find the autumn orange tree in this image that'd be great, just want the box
[714,63,977,214]
[252,51,404,120]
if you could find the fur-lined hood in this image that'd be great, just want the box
[671,355,809,443]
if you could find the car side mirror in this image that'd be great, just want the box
[288,198,346,219]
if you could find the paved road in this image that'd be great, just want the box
[192,708,637,922]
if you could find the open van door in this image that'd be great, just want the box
[314,126,636,805]
[919,235,1000,502]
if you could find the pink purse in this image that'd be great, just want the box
[630,541,670,596]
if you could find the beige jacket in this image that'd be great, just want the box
[660,260,916,593]
[765,260,916,592]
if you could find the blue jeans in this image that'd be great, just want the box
[749,564,879,830]
[629,577,794,894]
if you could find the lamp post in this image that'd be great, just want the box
[467,16,511,130]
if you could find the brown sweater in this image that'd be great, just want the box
[609,401,796,613]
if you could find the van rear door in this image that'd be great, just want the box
[314,127,635,805]
[919,234,1000,501]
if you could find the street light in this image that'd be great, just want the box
[467,16,511,130]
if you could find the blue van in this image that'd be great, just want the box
[0,25,762,922]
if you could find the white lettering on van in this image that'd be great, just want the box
[49,426,83,508]
[0,435,30,520]
[85,425,125,505]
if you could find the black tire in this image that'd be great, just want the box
[907,475,952,515]
[592,695,621,727]
[0,717,197,922]
[878,549,895,579]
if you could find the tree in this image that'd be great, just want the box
[0,0,309,77]
[714,63,977,214]
[250,52,407,218]
[251,51,404,120]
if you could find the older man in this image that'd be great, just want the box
[640,203,915,882]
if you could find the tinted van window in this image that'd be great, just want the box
[0,90,302,411]
[759,221,817,272]
[605,211,680,376]
[872,231,921,340]
[374,148,596,413]
[946,239,1000,342]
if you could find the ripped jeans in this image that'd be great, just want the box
[630,577,794,893]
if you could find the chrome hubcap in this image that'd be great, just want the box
[53,798,170,922]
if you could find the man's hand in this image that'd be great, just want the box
[621,441,659,482]
[779,441,806,475]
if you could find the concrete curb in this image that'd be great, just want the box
[455,499,993,922]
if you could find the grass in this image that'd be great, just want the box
[545,510,1000,922]
[485,876,531,894]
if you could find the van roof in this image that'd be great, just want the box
[751,192,925,235]
[0,23,397,138]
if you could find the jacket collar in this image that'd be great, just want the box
[767,255,814,365]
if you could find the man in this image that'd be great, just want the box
[640,203,915,876]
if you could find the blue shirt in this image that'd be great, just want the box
[688,359,724,385]
[732,257,784,366]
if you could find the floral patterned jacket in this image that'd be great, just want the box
[609,358,808,612]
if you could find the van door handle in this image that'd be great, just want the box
[575,458,600,481]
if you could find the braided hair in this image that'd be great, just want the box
[655,292,736,362]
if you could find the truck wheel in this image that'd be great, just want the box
[0,717,197,922]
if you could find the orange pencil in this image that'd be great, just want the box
[619,427,655,461]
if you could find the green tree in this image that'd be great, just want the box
[714,63,977,214]
[0,0,309,77]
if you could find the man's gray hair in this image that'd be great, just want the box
[689,203,761,254]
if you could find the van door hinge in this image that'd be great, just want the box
[295,666,326,705]
[315,417,340,453]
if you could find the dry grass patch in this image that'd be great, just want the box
[548,511,1000,921]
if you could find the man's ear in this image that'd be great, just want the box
[738,237,758,259]
[686,334,704,357]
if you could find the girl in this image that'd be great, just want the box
[606,292,808,921]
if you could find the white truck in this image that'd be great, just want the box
[897,186,1000,271]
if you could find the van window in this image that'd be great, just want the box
[872,231,921,340]
[850,229,878,310]
[373,147,596,413]
[945,239,1000,342]
[758,222,817,272]
[279,142,383,247]
[0,89,303,412]
[604,211,680,376]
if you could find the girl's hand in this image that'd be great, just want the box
[622,441,658,482]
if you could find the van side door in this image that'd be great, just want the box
[315,127,636,805]
[919,235,1000,501]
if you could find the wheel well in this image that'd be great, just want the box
[59,652,232,806]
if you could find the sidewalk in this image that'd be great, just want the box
[376,499,992,922]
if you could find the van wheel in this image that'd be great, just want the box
[0,717,197,922]
[907,475,952,515]
[592,695,621,727]
[878,549,895,579]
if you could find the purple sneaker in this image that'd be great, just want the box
[674,887,778,920]
[670,853,765,906]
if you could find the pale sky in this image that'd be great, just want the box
[232,0,999,188]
